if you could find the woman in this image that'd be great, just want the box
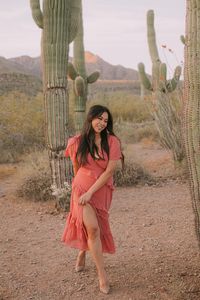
[62,105,123,294]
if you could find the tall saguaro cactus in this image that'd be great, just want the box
[184,0,200,243]
[138,10,184,162]
[68,0,100,133]
[30,0,81,207]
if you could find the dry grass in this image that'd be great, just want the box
[114,121,159,144]
[87,92,152,123]
[0,92,45,163]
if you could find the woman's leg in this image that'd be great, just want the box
[82,204,109,293]
[75,250,86,272]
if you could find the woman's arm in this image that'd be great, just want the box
[78,160,118,205]
[72,159,80,176]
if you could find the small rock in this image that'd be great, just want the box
[180,271,187,276]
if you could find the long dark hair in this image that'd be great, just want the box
[77,105,116,165]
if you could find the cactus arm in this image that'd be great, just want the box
[68,62,78,80]
[180,35,186,45]
[159,63,167,82]
[138,62,153,91]
[166,66,182,92]
[30,0,43,29]
[147,10,161,64]
[75,76,85,96]
[73,1,86,77]
[87,71,100,84]
[69,0,81,44]
[158,63,167,92]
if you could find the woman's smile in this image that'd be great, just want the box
[92,112,108,134]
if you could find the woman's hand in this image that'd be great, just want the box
[79,191,92,205]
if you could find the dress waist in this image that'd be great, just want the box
[76,167,114,190]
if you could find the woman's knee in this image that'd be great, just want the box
[82,204,100,240]
[87,226,100,241]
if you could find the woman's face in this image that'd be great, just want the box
[91,112,108,134]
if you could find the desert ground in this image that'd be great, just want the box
[0,141,200,300]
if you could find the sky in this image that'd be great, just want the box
[0,0,185,75]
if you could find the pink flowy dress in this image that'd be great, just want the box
[61,134,122,254]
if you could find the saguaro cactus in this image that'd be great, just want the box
[68,1,100,133]
[138,10,184,162]
[184,0,200,243]
[30,0,81,208]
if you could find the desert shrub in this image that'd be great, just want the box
[16,150,53,201]
[114,161,156,187]
[16,150,72,210]
[18,172,52,201]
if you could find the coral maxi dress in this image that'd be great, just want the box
[62,134,122,254]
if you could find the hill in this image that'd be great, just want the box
[3,51,139,81]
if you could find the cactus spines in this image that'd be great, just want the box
[138,9,184,162]
[69,0,100,133]
[184,0,200,243]
[30,0,81,209]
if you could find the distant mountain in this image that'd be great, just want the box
[4,51,139,81]
[0,56,31,75]
[9,56,41,78]
[83,51,139,80]
[0,52,142,96]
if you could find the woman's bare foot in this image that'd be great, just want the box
[75,250,86,272]
[99,285,110,294]
[99,271,110,294]
[99,281,110,294]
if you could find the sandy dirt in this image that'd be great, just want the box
[0,143,200,300]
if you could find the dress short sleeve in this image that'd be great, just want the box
[108,135,122,161]
[65,135,80,162]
